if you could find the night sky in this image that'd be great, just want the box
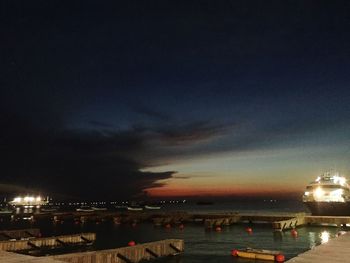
[1,1,350,200]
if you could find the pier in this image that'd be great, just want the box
[286,232,350,262]
[0,250,64,262]
[0,233,95,252]
[50,239,184,263]
[0,229,40,241]
[5,210,350,231]
[0,239,184,263]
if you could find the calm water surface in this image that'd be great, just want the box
[0,200,347,262]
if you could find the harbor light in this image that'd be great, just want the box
[23,196,35,202]
[10,195,47,207]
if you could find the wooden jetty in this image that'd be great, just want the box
[286,232,350,262]
[0,239,184,263]
[0,250,65,262]
[0,233,95,252]
[0,229,40,241]
[8,210,350,232]
[49,239,184,263]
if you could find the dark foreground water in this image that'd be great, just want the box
[0,200,347,262]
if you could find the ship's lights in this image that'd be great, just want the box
[36,196,41,202]
[331,189,343,197]
[304,191,310,196]
[333,176,347,186]
[320,231,330,244]
[13,197,22,203]
[23,196,35,202]
[316,176,321,182]
[314,187,325,199]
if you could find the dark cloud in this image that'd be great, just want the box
[0,106,229,199]
[132,104,171,122]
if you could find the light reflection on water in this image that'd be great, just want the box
[308,231,317,249]
[0,216,343,262]
[320,230,330,244]
[0,201,346,262]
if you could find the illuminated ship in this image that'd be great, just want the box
[9,195,48,208]
[303,171,350,215]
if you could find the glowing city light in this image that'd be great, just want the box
[10,195,46,206]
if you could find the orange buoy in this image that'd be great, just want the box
[275,254,285,262]
[165,223,171,229]
[179,224,185,230]
[291,229,298,237]
[231,249,239,256]
[128,240,136,246]
[246,227,253,234]
[215,226,222,232]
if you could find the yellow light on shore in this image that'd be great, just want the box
[10,195,46,205]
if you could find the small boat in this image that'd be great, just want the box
[144,205,161,210]
[76,206,94,212]
[127,206,143,211]
[231,248,284,262]
[91,206,107,211]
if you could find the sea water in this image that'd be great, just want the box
[0,199,346,262]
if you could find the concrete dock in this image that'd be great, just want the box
[286,232,350,262]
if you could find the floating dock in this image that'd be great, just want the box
[0,229,40,241]
[4,211,350,231]
[0,239,184,263]
[0,250,64,262]
[286,232,350,262]
[50,239,184,263]
[0,233,95,252]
